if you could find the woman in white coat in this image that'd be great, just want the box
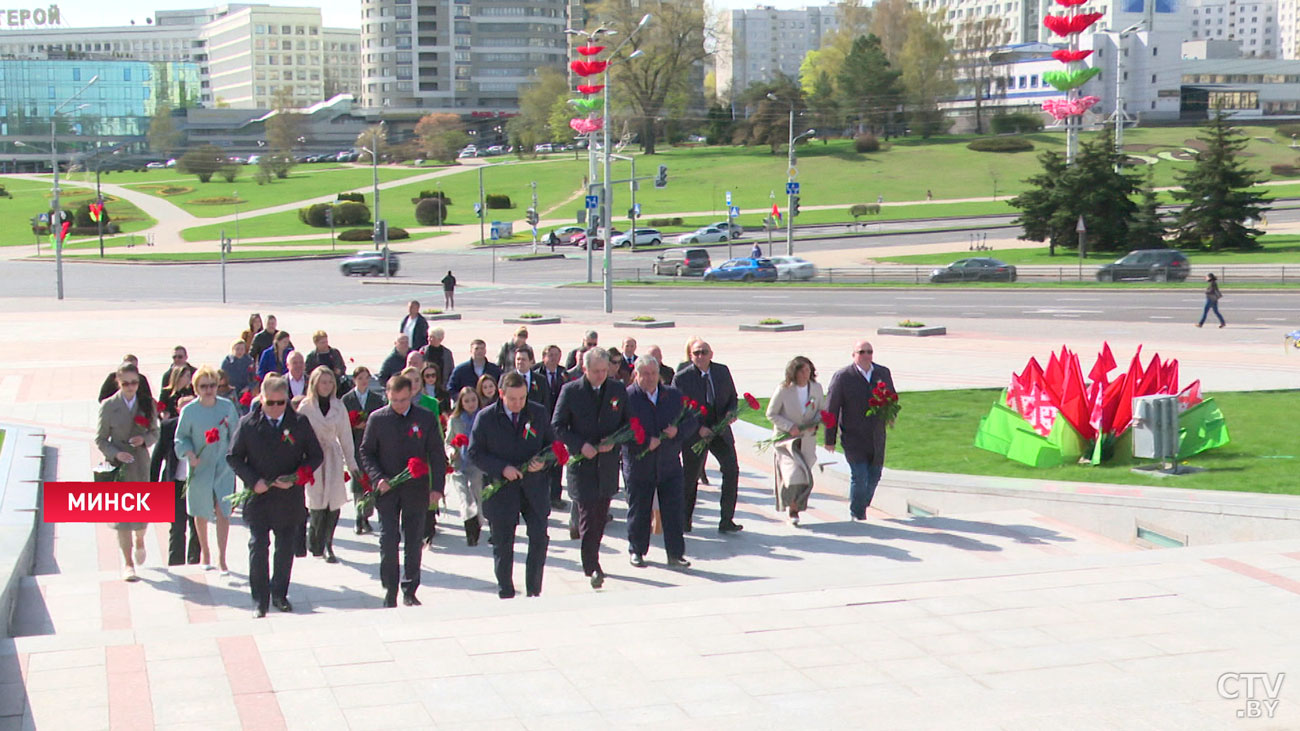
[765,356,825,526]
[297,366,359,562]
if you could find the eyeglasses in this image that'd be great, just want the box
[264,399,287,406]
[172,354,186,360]
[856,350,873,355]
[119,380,140,387]
[196,382,217,390]
[423,374,438,380]
[692,350,710,356]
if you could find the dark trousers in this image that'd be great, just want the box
[848,461,884,519]
[626,474,685,559]
[681,436,740,526]
[548,465,563,502]
[295,508,308,557]
[483,481,550,596]
[576,494,612,576]
[307,509,340,555]
[350,471,374,521]
[376,485,428,593]
[168,480,200,566]
[248,521,295,610]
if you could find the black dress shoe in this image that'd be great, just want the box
[499,588,516,599]
[526,591,540,598]
[569,527,580,540]
[628,553,646,568]
[718,521,744,534]
[402,592,422,606]
[550,498,567,510]
[590,570,604,589]
[272,597,293,613]
[667,556,692,568]
[383,590,398,608]
[325,549,339,564]
[683,523,692,533]
[253,606,267,619]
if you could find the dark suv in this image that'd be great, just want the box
[653,248,711,276]
[1096,249,1190,282]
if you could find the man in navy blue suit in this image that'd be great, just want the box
[623,356,693,568]
[447,338,503,395]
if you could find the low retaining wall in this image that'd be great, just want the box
[0,425,46,636]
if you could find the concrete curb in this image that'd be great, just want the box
[22,253,351,266]
[503,316,561,325]
[614,320,676,329]
[878,326,947,337]
[740,323,805,332]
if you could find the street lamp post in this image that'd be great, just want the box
[600,15,651,315]
[768,92,814,256]
[360,121,385,251]
[50,75,98,300]
[1106,22,1146,170]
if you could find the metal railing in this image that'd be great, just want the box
[611,264,1300,285]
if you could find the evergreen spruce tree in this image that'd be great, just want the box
[1129,170,1167,249]
[1010,135,1139,254]
[1172,111,1269,251]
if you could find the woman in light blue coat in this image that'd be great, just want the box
[175,365,240,572]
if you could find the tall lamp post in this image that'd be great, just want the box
[49,75,98,300]
[767,92,814,256]
[359,121,386,251]
[600,14,651,314]
[1104,22,1146,170]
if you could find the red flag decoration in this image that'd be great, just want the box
[575,45,606,56]
[1087,341,1116,384]
[1177,380,1202,409]
[58,220,71,242]
[576,84,605,94]
[771,202,782,222]
[1043,12,1104,37]
[569,60,609,77]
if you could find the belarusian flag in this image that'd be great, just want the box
[771,202,781,222]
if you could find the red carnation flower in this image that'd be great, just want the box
[629,417,646,445]
[134,415,149,427]
[820,410,837,430]
[348,409,364,429]
[551,440,570,466]
[445,464,454,475]
[869,397,883,409]
[361,473,373,493]
[344,471,351,482]
[239,391,253,407]
[204,427,220,444]
[699,405,708,417]
[874,381,887,394]
[889,392,899,403]
[450,433,469,448]
[296,465,315,486]
[744,392,761,410]
[407,457,429,479]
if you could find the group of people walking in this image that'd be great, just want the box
[94,302,896,614]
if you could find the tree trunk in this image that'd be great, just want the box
[641,118,657,156]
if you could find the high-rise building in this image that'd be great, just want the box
[716,5,839,101]
[359,0,567,114]
[1187,0,1276,57]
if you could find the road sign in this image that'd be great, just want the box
[786,182,800,195]
[585,195,599,209]
[788,166,799,178]
[729,206,740,216]
[633,203,641,216]
[725,191,732,205]
[473,202,483,216]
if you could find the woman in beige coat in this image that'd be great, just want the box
[95,362,160,580]
[765,356,825,526]
[297,366,358,562]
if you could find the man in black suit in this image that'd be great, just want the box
[151,400,199,566]
[646,346,675,386]
[512,346,551,411]
[564,330,599,370]
[359,374,446,607]
[378,334,411,386]
[341,366,386,535]
[400,300,430,350]
[552,348,628,589]
[227,376,324,618]
[533,345,571,509]
[624,356,693,568]
[824,340,896,521]
[673,338,744,534]
[99,354,154,403]
[447,339,503,395]
[421,327,456,390]
[468,371,555,599]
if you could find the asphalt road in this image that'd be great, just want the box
[5,252,1299,325]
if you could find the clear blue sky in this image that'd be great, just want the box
[52,0,827,31]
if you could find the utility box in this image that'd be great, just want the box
[1132,395,1179,460]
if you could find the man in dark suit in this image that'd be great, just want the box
[360,374,446,608]
[533,345,571,509]
[341,366,386,535]
[378,335,411,386]
[646,346,674,386]
[422,327,456,390]
[564,330,599,370]
[552,348,628,589]
[824,340,896,521]
[99,354,154,403]
[447,339,503,395]
[623,356,693,568]
[468,371,555,599]
[512,346,551,412]
[673,338,744,534]
[227,376,324,618]
[400,300,430,350]
[152,400,200,566]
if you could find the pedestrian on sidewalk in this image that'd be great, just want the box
[1196,273,1226,328]
[96,362,159,582]
[442,270,457,310]
[297,367,358,564]
[175,366,240,573]
[766,356,825,527]
[824,341,895,521]
[750,242,762,259]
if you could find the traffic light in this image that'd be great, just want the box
[790,195,801,218]
[526,208,539,227]
[373,219,388,243]
[655,164,668,189]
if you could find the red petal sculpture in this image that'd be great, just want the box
[577,84,605,95]
[1051,49,1094,63]
[576,45,606,56]
[1043,12,1104,37]
[1055,0,1089,5]
[569,60,610,77]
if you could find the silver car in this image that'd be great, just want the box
[768,255,818,281]
[610,228,663,248]
[675,224,730,244]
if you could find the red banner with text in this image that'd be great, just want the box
[44,482,175,523]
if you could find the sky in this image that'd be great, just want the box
[42,0,824,31]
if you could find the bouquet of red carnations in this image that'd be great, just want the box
[228,465,315,508]
[691,393,761,455]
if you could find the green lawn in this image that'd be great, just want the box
[52,164,432,218]
[874,233,1300,266]
[0,177,157,247]
[56,249,341,262]
[739,389,1300,494]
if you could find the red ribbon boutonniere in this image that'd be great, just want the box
[409,424,421,439]
[610,397,620,410]
[524,423,538,439]
[282,428,295,445]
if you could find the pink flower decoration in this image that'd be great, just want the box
[569,117,605,134]
[1042,96,1101,121]
[569,60,610,77]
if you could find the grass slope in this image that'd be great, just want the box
[873,233,1300,266]
[0,177,156,247]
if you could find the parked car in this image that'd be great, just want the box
[929,257,1018,283]
[146,161,167,169]
[653,248,711,276]
[339,250,401,276]
[610,228,663,248]
[702,257,778,282]
[676,224,731,244]
[578,229,620,250]
[551,225,587,245]
[457,148,479,159]
[484,145,505,156]
[248,154,263,165]
[1095,249,1190,282]
[165,158,178,168]
[768,255,818,281]
[709,221,745,238]
[534,143,554,153]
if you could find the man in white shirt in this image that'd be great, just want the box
[286,352,308,399]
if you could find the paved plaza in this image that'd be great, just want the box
[0,298,1298,729]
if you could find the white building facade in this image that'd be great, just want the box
[716,5,838,101]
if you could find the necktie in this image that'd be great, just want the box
[511,411,519,430]
[705,371,715,407]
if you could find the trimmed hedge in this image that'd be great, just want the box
[414,198,448,226]
[850,203,881,218]
[337,226,409,241]
[411,191,452,205]
[990,112,1044,134]
[337,192,365,203]
[647,217,684,227]
[298,201,371,227]
[1271,163,1300,177]
[1275,124,1300,139]
[854,133,880,153]
[967,137,1035,153]
[485,193,512,209]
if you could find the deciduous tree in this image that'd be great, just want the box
[415,112,470,163]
